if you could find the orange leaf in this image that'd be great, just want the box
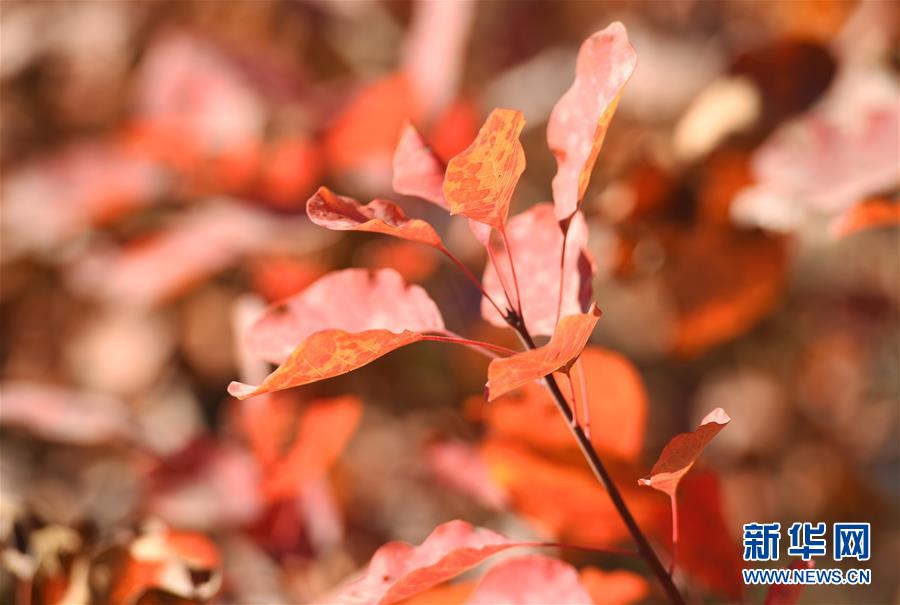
[229,329,424,399]
[481,203,595,336]
[307,186,442,247]
[262,396,362,501]
[483,346,647,461]
[397,582,474,605]
[327,520,538,605]
[548,22,636,220]
[638,407,730,498]
[580,568,648,605]
[467,555,592,604]
[485,305,601,401]
[392,122,448,208]
[246,268,444,364]
[829,196,900,238]
[443,108,526,228]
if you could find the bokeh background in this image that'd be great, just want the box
[1,1,898,604]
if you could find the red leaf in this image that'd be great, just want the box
[229,329,424,400]
[483,346,647,462]
[307,186,442,247]
[548,22,637,220]
[246,268,444,364]
[763,560,814,605]
[327,520,536,605]
[579,568,648,605]
[261,396,362,501]
[443,108,526,229]
[392,122,448,208]
[467,555,592,604]
[829,196,900,238]
[481,203,595,336]
[638,407,730,498]
[486,305,601,401]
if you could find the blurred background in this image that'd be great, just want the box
[1,1,897,604]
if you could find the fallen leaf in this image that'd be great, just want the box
[483,346,647,462]
[579,568,648,605]
[829,197,900,238]
[486,305,601,401]
[467,555,592,605]
[481,203,595,335]
[443,108,526,228]
[327,520,536,605]
[763,560,814,605]
[392,121,448,208]
[307,186,442,247]
[246,268,444,364]
[638,408,730,498]
[548,22,637,220]
[229,329,424,400]
[262,396,362,501]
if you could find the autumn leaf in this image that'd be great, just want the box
[424,439,509,510]
[393,122,448,208]
[829,197,900,238]
[481,203,595,336]
[580,568,648,605]
[261,396,362,501]
[486,305,601,401]
[306,186,442,247]
[246,268,444,364]
[467,555,592,605]
[548,22,637,220]
[638,407,730,498]
[482,346,647,461]
[229,329,424,400]
[326,520,537,605]
[443,108,526,228]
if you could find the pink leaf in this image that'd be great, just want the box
[327,520,536,605]
[481,204,595,335]
[638,408,730,498]
[392,122,448,208]
[548,22,637,221]
[424,440,509,510]
[467,556,592,605]
[246,268,444,364]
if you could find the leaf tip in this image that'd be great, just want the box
[227,381,258,400]
[701,407,731,426]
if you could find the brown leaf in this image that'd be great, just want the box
[307,186,442,247]
[392,122,447,208]
[229,329,424,400]
[443,108,525,228]
[638,408,730,498]
[548,22,637,220]
[486,305,601,401]
[246,268,444,364]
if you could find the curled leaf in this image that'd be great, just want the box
[229,329,424,400]
[481,203,595,336]
[327,520,536,605]
[638,407,730,498]
[548,22,637,220]
[246,268,444,364]
[467,555,592,605]
[443,108,526,228]
[486,305,601,401]
[307,186,442,247]
[393,122,448,208]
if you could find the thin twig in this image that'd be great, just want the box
[499,226,524,316]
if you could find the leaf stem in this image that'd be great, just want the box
[439,244,506,318]
[422,333,517,356]
[507,314,685,605]
[499,226,524,316]
[669,495,679,576]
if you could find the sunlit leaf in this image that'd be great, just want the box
[307,186,442,247]
[229,329,424,400]
[246,268,444,364]
[443,108,526,228]
[327,520,537,605]
[548,22,637,220]
[638,408,730,498]
[467,555,592,605]
[393,122,448,208]
[486,305,601,401]
[481,203,595,335]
